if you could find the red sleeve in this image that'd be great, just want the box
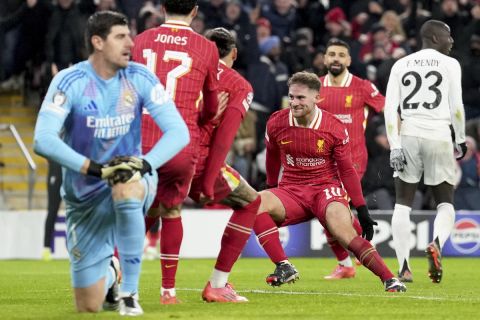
[333,126,366,207]
[199,50,220,125]
[363,80,385,113]
[201,108,243,198]
[265,120,281,187]
[200,89,219,125]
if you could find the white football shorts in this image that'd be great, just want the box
[394,135,456,186]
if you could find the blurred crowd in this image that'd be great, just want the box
[2,0,480,210]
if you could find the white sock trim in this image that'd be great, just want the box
[338,257,353,267]
[160,287,176,296]
[210,269,230,288]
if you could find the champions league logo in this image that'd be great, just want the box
[450,218,480,254]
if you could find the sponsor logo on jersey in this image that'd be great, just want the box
[345,95,353,108]
[450,218,480,254]
[286,154,295,166]
[86,113,135,139]
[296,157,326,167]
[317,139,324,153]
[334,114,352,124]
[84,100,98,112]
[286,153,326,167]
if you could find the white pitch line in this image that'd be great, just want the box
[178,288,479,303]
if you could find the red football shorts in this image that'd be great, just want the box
[143,147,197,208]
[269,183,350,228]
[189,164,241,203]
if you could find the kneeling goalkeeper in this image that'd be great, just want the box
[33,11,189,316]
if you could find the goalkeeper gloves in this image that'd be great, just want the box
[356,205,377,241]
[86,156,152,186]
[389,148,407,172]
[86,160,130,179]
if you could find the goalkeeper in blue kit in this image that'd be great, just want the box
[33,11,189,316]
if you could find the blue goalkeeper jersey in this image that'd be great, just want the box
[34,60,189,203]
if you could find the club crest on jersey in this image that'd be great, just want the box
[317,139,324,153]
[345,95,353,108]
[123,90,134,108]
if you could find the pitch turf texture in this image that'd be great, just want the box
[0,258,478,319]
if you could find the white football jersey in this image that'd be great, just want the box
[384,48,465,149]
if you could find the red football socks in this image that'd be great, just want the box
[348,236,394,282]
[253,212,288,263]
[160,216,183,289]
[215,197,260,272]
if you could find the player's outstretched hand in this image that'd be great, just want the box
[356,205,377,241]
[87,156,152,186]
[389,148,407,172]
[455,142,468,160]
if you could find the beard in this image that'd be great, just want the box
[327,64,345,76]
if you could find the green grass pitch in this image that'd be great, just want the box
[0,257,479,319]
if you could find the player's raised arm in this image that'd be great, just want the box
[34,69,88,173]
[138,67,190,169]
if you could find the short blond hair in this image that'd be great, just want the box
[287,71,321,91]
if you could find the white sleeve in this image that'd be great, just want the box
[384,62,402,149]
[448,59,465,144]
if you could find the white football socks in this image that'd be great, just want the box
[161,287,176,297]
[434,202,456,249]
[210,269,230,288]
[338,256,353,268]
[392,204,412,273]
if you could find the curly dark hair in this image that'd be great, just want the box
[205,27,236,58]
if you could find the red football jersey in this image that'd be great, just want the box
[318,72,384,176]
[265,107,351,186]
[196,61,253,172]
[132,20,220,153]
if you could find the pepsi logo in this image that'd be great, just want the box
[450,218,480,254]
